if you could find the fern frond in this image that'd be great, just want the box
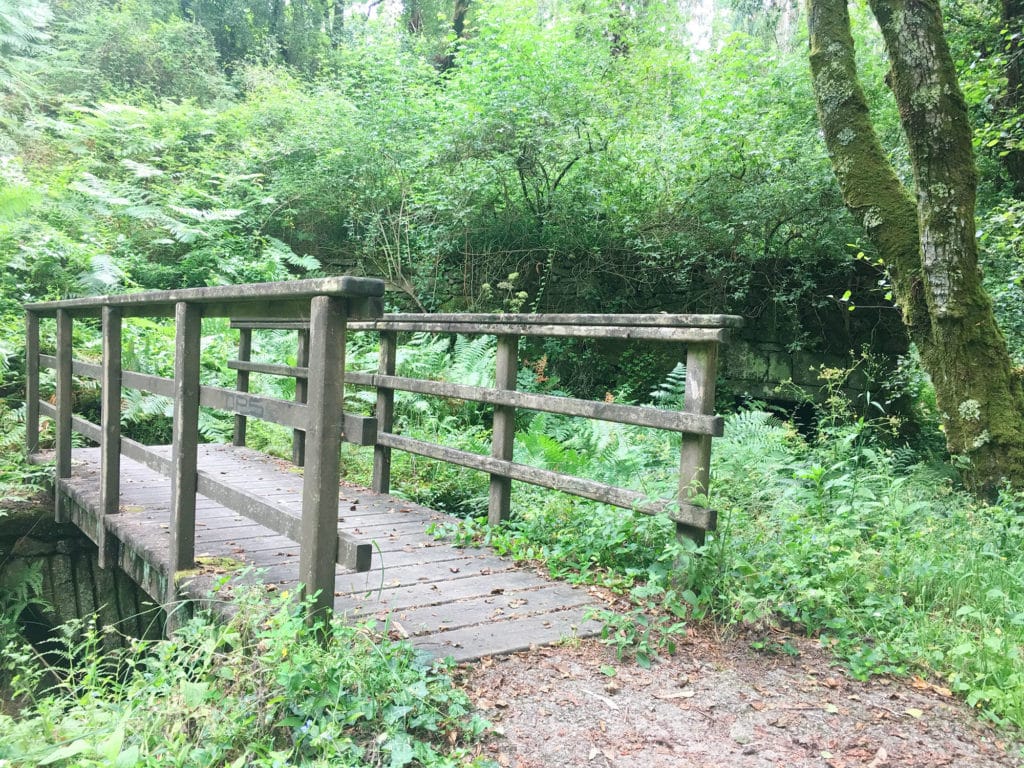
[650,362,687,408]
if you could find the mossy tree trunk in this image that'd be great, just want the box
[806,0,1024,493]
[1001,0,1024,194]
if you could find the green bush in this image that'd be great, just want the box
[0,588,489,767]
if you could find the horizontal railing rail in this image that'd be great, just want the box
[26,278,385,619]
[232,311,742,544]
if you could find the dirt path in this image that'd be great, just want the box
[460,631,1021,768]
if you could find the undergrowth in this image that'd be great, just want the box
[0,588,489,767]
[423,364,1024,729]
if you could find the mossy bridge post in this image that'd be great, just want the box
[24,279,741,660]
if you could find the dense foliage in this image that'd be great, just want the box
[0,589,488,766]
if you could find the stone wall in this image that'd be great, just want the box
[0,501,163,644]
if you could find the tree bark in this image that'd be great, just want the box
[435,0,471,73]
[806,0,1024,492]
[1000,0,1024,194]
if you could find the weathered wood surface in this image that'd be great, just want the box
[489,334,517,524]
[353,312,745,328]
[26,276,385,319]
[376,432,716,530]
[350,320,731,343]
[234,312,745,331]
[55,310,73,523]
[52,444,600,661]
[344,371,724,435]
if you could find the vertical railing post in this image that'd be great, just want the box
[25,311,39,455]
[488,334,518,525]
[54,309,73,523]
[371,330,397,494]
[299,295,347,620]
[168,302,202,600]
[677,342,719,547]
[292,327,310,467]
[99,306,122,569]
[232,327,252,447]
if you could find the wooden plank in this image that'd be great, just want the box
[354,312,744,328]
[25,311,39,454]
[99,307,122,569]
[339,569,551,612]
[169,301,202,584]
[489,335,517,525]
[55,309,73,523]
[39,402,103,444]
[368,585,594,636]
[342,414,377,446]
[200,383,308,430]
[232,327,251,446]
[121,437,173,476]
[68,359,101,379]
[293,328,309,466]
[333,555,519,593]
[415,607,602,662]
[227,359,308,379]
[377,432,715,529]
[372,330,397,493]
[26,276,385,319]
[677,342,719,544]
[193,470,371,572]
[345,372,724,436]
[122,370,175,397]
[349,321,730,343]
[239,313,745,331]
[232,320,310,330]
[300,295,351,616]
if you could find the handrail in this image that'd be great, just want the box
[232,311,742,545]
[25,278,385,619]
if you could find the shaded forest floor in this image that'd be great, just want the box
[460,630,1022,768]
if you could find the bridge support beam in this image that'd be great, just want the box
[99,306,122,568]
[299,295,348,620]
[168,301,202,605]
[488,334,518,525]
[232,327,252,447]
[677,342,719,547]
[25,311,39,455]
[372,330,396,494]
[293,328,310,467]
[55,309,73,523]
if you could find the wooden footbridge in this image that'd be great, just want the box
[24,278,740,660]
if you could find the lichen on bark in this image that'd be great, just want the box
[805,0,1024,493]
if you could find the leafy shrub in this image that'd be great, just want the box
[0,588,489,766]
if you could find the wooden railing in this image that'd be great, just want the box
[231,312,742,545]
[25,278,384,617]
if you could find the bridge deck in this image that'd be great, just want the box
[52,444,600,661]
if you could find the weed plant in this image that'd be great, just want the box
[0,588,489,767]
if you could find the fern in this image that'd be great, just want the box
[75,252,124,295]
[650,362,687,408]
[0,560,46,619]
[447,335,495,388]
[720,409,789,451]
[121,389,172,425]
